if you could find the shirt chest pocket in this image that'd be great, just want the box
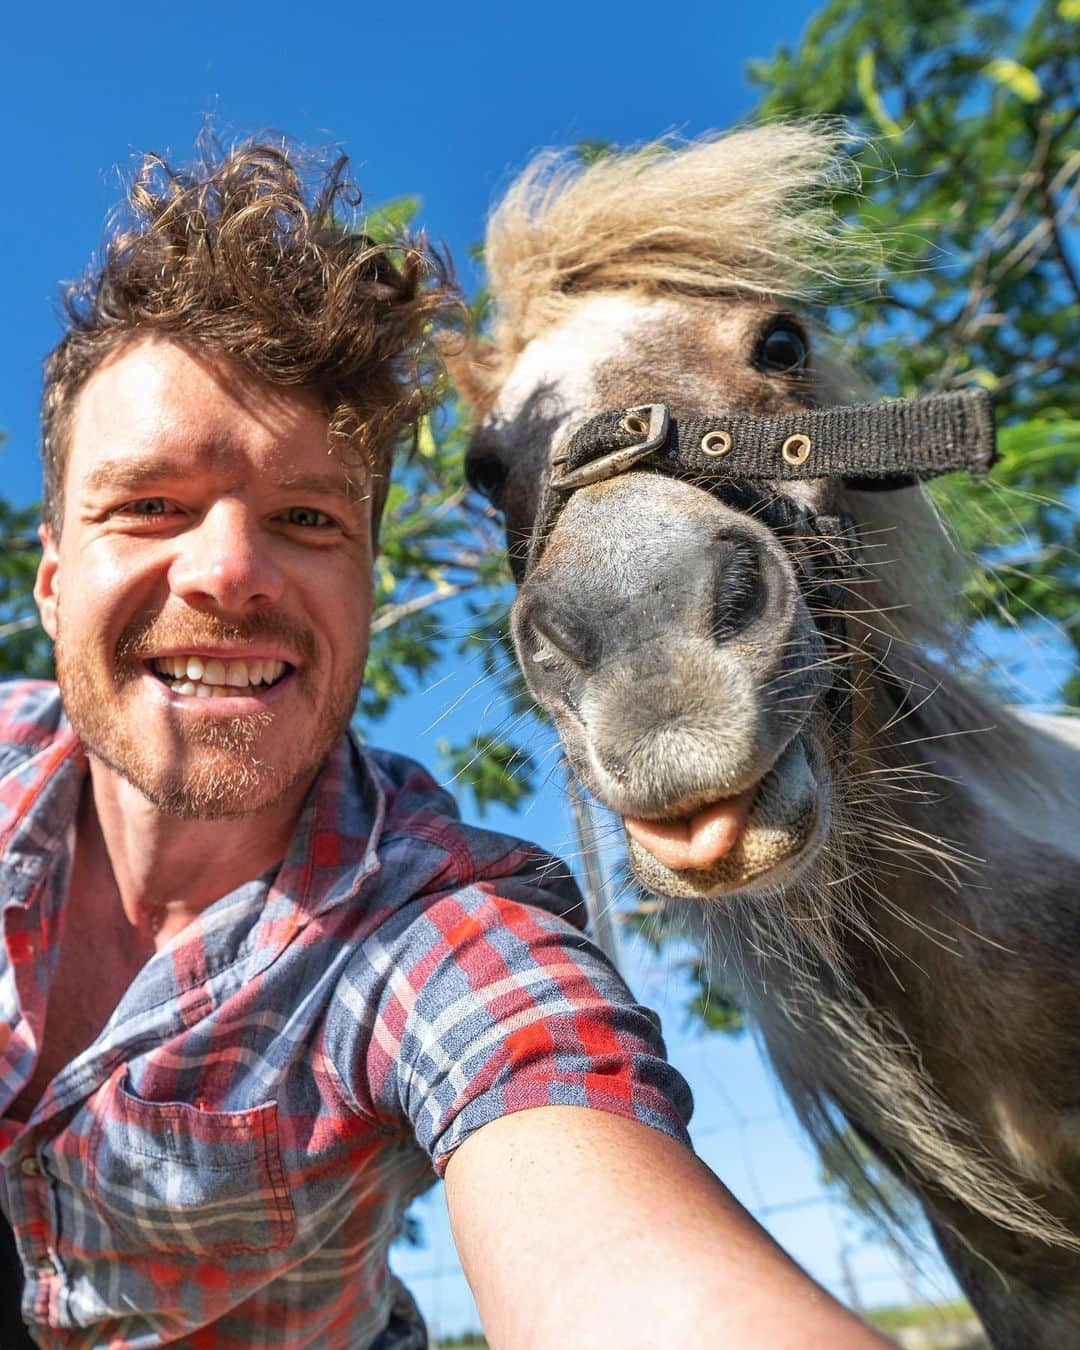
[88,1069,296,1256]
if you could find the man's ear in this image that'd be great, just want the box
[34,523,60,641]
[436,332,504,415]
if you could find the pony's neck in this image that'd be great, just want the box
[842,650,1078,1167]
[847,650,1023,960]
[853,647,1074,881]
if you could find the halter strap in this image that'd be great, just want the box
[524,388,995,578]
[550,388,995,494]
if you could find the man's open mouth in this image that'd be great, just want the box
[147,655,293,699]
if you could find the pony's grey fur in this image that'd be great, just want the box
[447,127,1080,1348]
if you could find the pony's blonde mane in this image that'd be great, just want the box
[481,125,1075,1257]
[486,122,876,360]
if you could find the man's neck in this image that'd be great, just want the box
[84,763,312,949]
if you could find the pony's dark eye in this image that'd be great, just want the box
[465,449,509,504]
[755,321,809,375]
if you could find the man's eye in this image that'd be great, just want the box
[283,506,333,528]
[120,498,171,517]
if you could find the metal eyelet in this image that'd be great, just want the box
[620,412,650,437]
[701,430,733,457]
[782,433,812,466]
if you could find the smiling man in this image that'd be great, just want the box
[44,345,360,835]
[0,141,887,1348]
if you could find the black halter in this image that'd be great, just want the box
[523,388,997,737]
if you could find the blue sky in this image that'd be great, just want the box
[1,0,830,504]
[2,0,973,1333]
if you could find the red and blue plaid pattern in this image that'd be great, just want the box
[0,682,692,1348]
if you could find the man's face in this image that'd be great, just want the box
[35,337,375,818]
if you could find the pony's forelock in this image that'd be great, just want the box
[485,122,879,363]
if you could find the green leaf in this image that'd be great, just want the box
[856,48,902,137]
[983,58,1042,102]
[437,734,535,815]
[362,196,421,244]
[575,141,615,166]
[415,414,437,459]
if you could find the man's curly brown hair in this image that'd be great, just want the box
[41,138,458,533]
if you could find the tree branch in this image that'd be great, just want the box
[371,581,473,633]
[0,615,41,641]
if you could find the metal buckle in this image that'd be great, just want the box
[553,403,669,491]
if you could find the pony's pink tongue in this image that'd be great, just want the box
[624,785,758,871]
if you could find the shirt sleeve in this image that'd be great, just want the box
[336,881,694,1176]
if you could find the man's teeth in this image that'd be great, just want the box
[151,656,287,696]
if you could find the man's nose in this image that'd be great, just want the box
[169,501,286,611]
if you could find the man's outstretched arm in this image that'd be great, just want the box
[446,1106,890,1350]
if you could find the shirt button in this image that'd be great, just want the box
[20,1157,41,1177]
[36,1255,55,1276]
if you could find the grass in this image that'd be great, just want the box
[868,1299,978,1331]
[436,1302,983,1348]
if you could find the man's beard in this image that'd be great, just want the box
[56,608,362,820]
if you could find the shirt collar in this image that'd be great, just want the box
[0,724,86,889]
[262,730,386,921]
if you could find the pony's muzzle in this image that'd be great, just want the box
[515,527,773,678]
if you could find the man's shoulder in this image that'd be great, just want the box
[0,680,67,775]
[360,742,586,930]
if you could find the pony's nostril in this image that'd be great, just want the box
[524,597,602,671]
[712,537,765,642]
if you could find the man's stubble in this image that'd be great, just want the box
[55,606,363,820]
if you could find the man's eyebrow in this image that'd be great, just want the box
[271,471,361,498]
[82,457,193,493]
[80,461,369,506]
[271,471,373,516]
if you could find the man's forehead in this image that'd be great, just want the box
[66,337,360,490]
[72,338,326,441]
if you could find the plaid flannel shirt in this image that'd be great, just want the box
[0,681,692,1348]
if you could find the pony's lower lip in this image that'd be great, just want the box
[619,735,825,899]
[623,783,759,871]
